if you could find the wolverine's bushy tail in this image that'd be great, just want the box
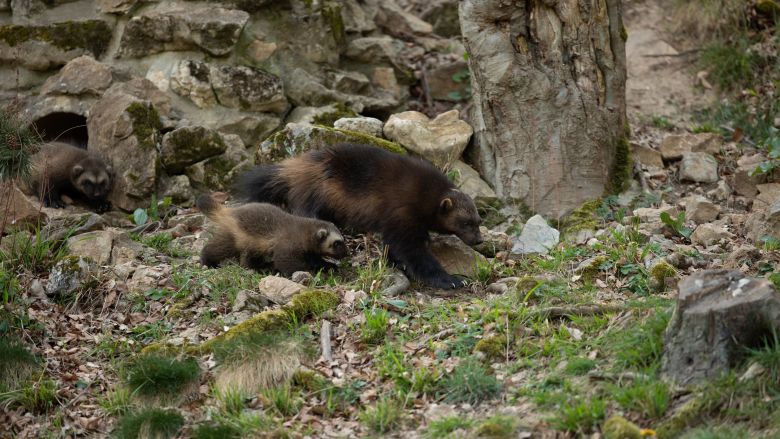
[232,164,289,204]
[196,194,224,218]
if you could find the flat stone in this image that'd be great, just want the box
[450,160,496,200]
[680,152,719,183]
[0,182,45,231]
[683,195,720,224]
[631,143,664,169]
[659,133,722,160]
[691,223,732,246]
[40,55,113,96]
[67,230,115,265]
[429,234,488,278]
[511,214,560,255]
[257,276,304,305]
[383,110,472,169]
[376,0,433,38]
[333,117,384,137]
[160,126,227,174]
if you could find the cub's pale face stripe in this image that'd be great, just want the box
[318,227,348,258]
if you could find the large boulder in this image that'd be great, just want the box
[40,55,113,96]
[256,123,405,164]
[383,110,473,169]
[375,0,433,39]
[118,8,250,57]
[160,126,228,174]
[429,234,487,278]
[87,87,162,211]
[511,215,560,255]
[186,133,251,191]
[662,270,780,385]
[450,161,497,200]
[169,60,287,114]
[0,20,112,71]
[0,182,45,231]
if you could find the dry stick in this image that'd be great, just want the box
[634,161,651,193]
[642,49,701,58]
[588,370,650,382]
[414,328,457,353]
[420,64,433,111]
[320,320,333,362]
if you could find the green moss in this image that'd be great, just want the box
[576,256,608,283]
[285,289,340,321]
[560,199,601,235]
[650,260,677,285]
[474,415,518,438]
[620,24,628,42]
[609,135,633,194]
[656,396,707,439]
[290,369,327,392]
[474,335,508,362]
[602,415,642,439]
[126,102,162,151]
[312,103,357,127]
[321,1,345,45]
[0,20,112,57]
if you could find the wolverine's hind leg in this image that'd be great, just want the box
[201,230,238,268]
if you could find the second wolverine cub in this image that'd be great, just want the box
[196,194,348,275]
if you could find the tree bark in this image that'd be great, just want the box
[460,0,628,219]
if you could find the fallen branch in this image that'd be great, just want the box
[588,370,650,382]
[413,328,456,353]
[381,270,410,297]
[320,320,332,362]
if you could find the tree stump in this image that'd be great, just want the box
[662,269,780,385]
[459,0,628,219]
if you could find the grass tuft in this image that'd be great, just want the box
[124,355,200,400]
[361,308,390,345]
[115,408,184,439]
[440,357,502,405]
[425,416,474,438]
[549,397,605,435]
[0,337,39,389]
[360,396,402,434]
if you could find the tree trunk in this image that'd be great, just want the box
[460,0,628,219]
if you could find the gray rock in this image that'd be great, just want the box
[40,56,113,96]
[330,70,371,94]
[427,61,471,102]
[46,255,97,297]
[0,182,45,232]
[209,64,288,113]
[158,175,195,205]
[42,212,104,242]
[376,0,433,38]
[96,0,137,13]
[161,126,227,174]
[0,20,112,71]
[119,8,250,57]
[383,110,473,169]
[87,87,161,211]
[286,104,353,126]
[167,213,205,231]
[341,0,377,33]
[632,204,678,222]
[659,133,722,160]
[731,154,768,197]
[708,180,732,201]
[723,244,761,269]
[429,234,487,278]
[450,161,497,200]
[285,68,400,113]
[333,117,384,137]
[691,223,732,246]
[511,215,560,255]
[185,133,250,191]
[683,195,720,224]
[662,270,780,385]
[680,152,719,183]
[232,289,270,322]
[291,271,313,285]
[257,276,305,305]
[67,230,115,265]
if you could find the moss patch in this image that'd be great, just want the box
[609,136,633,194]
[474,335,508,362]
[126,102,162,151]
[602,415,642,439]
[312,103,356,127]
[0,20,112,57]
[650,260,677,292]
[560,199,601,236]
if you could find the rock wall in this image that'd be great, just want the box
[1,0,474,211]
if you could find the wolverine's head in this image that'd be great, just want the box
[71,157,113,200]
[316,223,348,259]
[435,189,483,246]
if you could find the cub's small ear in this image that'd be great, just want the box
[439,197,453,212]
[71,164,84,177]
[316,228,328,241]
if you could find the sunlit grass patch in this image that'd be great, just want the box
[439,357,502,405]
[115,408,184,439]
[124,354,200,402]
[0,337,39,389]
[360,395,402,434]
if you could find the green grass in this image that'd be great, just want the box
[360,396,402,434]
[699,40,759,90]
[192,423,242,439]
[124,354,200,399]
[440,357,502,405]
[16,378,58,413]
[549,397,605,435]
[607,378,672,420]
[564,357,597,376]
[99,387,131,416]
[261,385,302,417]
[133,232,189,258]
[474,415,518,438]
[361,308,390,345]
[425,416,474,438]
[604,308,671,371]
[115,408,184,439]
[0,106,40,183]
[679,425,753,439]
[0,337,39,389]
[0,230,69,275]
[213,385,246,416]
[651,115,674,130]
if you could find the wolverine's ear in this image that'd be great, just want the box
[316,228,328,241]
[71,164,84,177]
[439,198,453,213]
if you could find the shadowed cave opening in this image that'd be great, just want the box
[31,112,89,148]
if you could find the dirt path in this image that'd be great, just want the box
[623,0,714,125]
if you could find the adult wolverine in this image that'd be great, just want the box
[234,143,483,289]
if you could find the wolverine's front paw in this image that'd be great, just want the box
[428,275,468,290]
[94,201,112,213]
[43,196,64,209]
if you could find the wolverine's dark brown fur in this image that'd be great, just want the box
[196,194,348,275]
[234,143,483,289]
[26,142,113,212]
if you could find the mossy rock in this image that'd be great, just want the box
[0,20,112,57]
[649,259,677,292]
[560,199,601,236]
[199,289,339,353]
[161,126,227,174]
[476,197,508,230]
[474,334,508,362]
[256,123,406,164]
[126,102,163,152]
[602,415,642,439]
[311,102,357,127]
[609,135,633,194]
[575,256,609,283]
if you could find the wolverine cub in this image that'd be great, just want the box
[234,143,483,289]
[26,142,113,212]
[196,194,348,275]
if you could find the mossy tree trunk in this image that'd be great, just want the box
[460,0,628,219]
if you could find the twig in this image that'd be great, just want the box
[420,64,433,111]
[642,49,701,58]
[529,304,623,320]
[588,370,650,382]
[129,220,161,235]
[634,161,650,193]
[320,320,333,362]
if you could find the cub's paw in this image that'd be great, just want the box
[94,201,112,213]
[427,275,468,290]
[43,196,64,209]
